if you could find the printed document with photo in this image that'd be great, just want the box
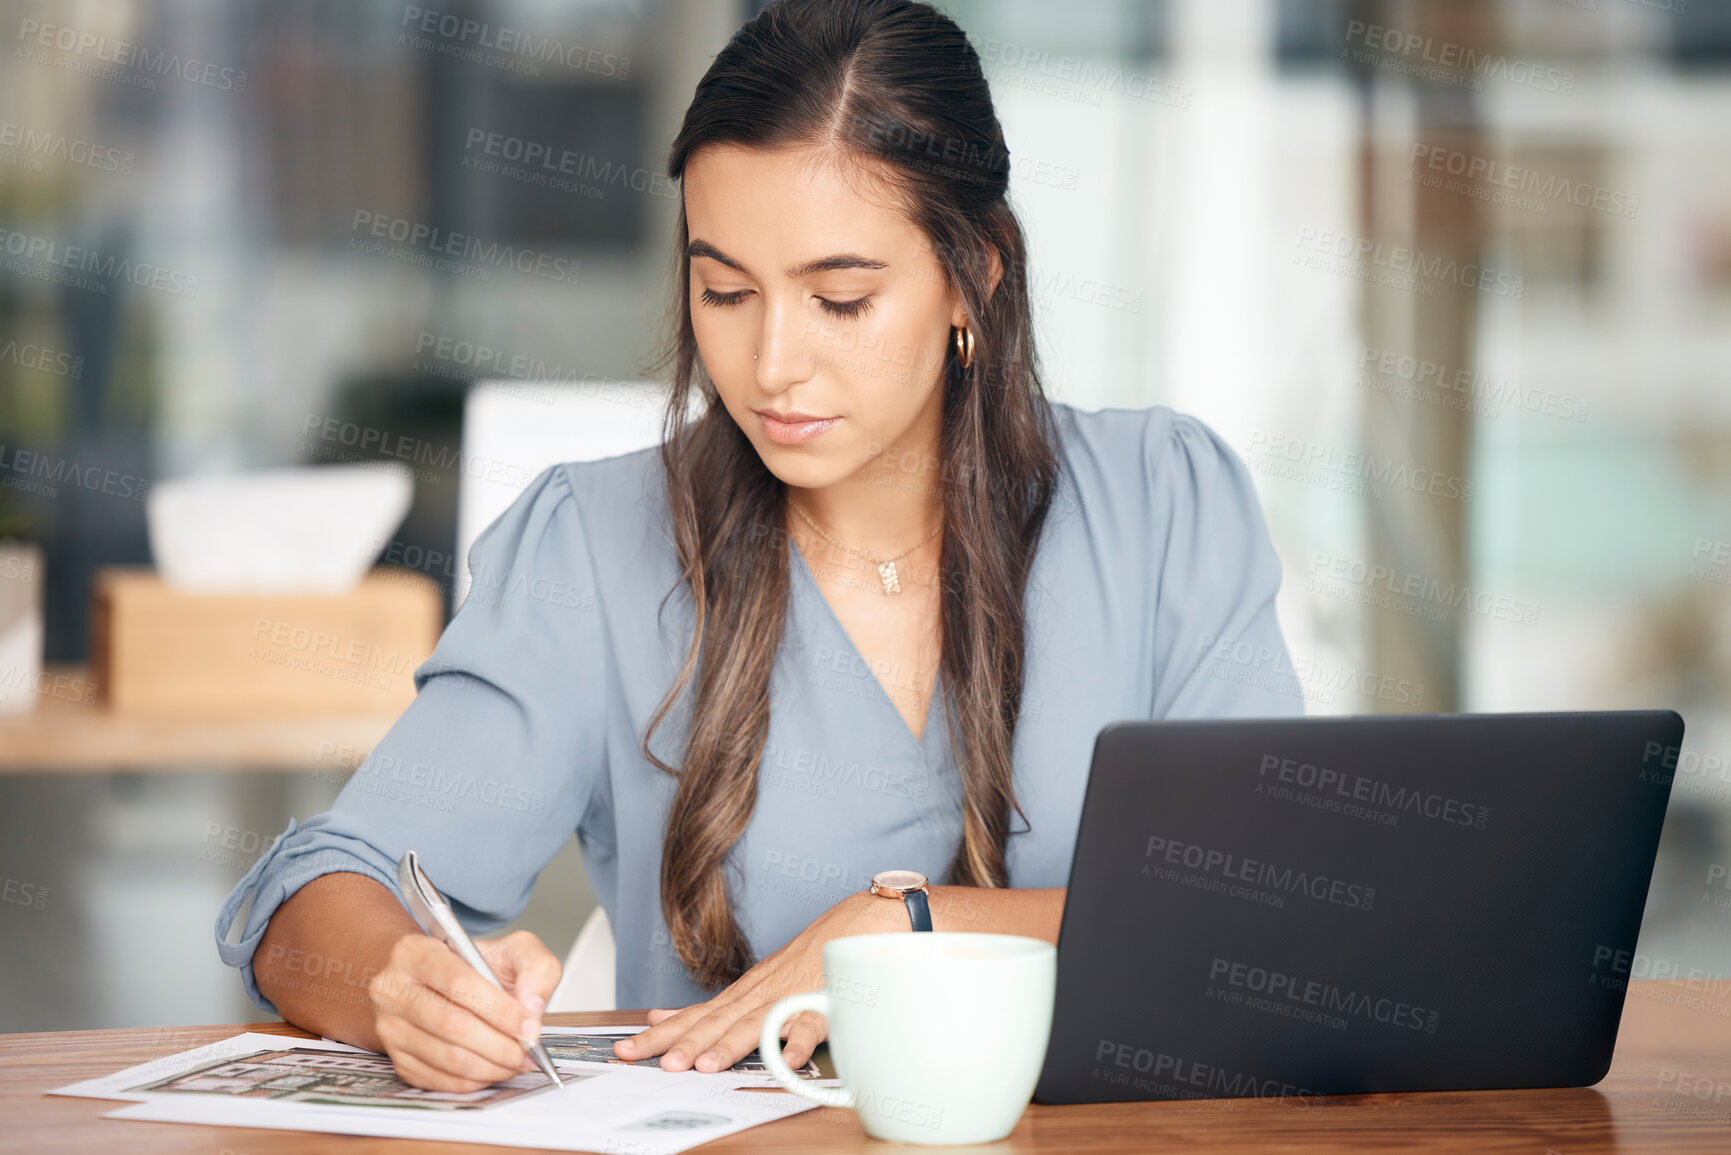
[50,1029,830,1153]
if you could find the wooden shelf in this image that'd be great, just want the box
[0,666,398,773]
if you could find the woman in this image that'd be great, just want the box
[217,0,1301,1092]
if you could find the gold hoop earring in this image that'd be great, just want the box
[952,324,974,370]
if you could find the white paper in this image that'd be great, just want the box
[537,1023,828,1084]
[106,1068,816,1154]
[52,1030,827,1155]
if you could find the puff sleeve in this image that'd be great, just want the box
[1146,412,1306,719]
[214,463,608,1014]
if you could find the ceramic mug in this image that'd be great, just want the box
[758,932,1056,1145]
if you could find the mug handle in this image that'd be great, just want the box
[758,991,854,1109]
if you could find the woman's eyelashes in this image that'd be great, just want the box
[699,286,750,309]
[818,296,873,319]
[697,286,874,320]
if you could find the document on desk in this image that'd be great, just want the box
[50,1026,828,1154]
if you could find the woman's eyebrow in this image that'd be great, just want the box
[686,238,887,278]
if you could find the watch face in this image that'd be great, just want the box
[872,869,928,893]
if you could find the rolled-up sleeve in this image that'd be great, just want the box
[1147,412,1305,719]
[215,463,608,1014]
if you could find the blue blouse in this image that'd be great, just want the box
[216,403,1303,1012]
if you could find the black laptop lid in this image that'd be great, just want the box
[1035,711,1683,1104]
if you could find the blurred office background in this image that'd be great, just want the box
[1,0,1729,1031]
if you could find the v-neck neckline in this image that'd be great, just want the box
[789,536,942,758]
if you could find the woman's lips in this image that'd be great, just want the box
[755,410,841,446]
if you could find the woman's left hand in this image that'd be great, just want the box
[612,889,906,1073]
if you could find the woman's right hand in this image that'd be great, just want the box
[366,929,563,1092]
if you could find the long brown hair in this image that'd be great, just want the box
[644,0,1059,989]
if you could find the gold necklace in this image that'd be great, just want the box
[788,500,942,595]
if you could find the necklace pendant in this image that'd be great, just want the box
[877,561,901,595]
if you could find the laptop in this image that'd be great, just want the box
[1033,710,1684,1104]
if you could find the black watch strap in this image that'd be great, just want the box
[904,887,933,932]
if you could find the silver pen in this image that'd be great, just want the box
[396,849,565,1088]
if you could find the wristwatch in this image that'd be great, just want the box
[870,869,933,932]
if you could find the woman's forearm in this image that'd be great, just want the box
[253,871,420,1051]
[617,883,1071,1070]
[927,885,1066,943]
[257,877,1064,1058]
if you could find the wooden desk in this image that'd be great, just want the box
[4,983,1730,1153]
[0,666,396,773]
